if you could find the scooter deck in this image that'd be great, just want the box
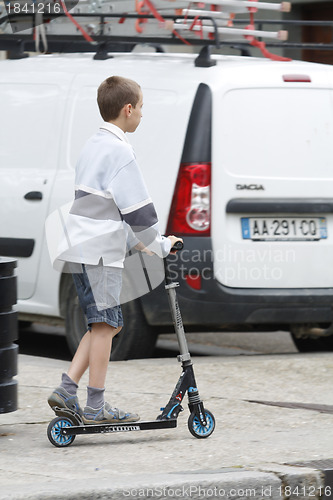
[52,406,177,436]
[61,418,177,436]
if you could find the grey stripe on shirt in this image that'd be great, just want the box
[70,191,122,221]
[121,202,158,232]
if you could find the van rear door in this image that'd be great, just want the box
[212,70,333,289]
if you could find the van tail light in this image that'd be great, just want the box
[186,273,202,290]
[166,162,211,236]
[167,83,212,236]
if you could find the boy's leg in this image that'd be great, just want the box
[65,321,121,387]
[82,322,139,423]
[85,322,120,409]
[88,322,121,388]
[48,324,120,415]
[67,330,91,385]
[47,329,90,414]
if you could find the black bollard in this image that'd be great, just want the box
[0,258,18,414]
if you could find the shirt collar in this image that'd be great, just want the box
[99,122,130,144]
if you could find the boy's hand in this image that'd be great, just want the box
[134,242,154,256]
[167,235,184,254]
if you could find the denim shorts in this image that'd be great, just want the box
[71,262,123,330]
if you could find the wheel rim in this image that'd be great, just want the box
[192,412,214,436]
[50,419,73,446]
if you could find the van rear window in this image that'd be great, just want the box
[221,88,333,179]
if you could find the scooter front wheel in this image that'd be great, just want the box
[188,409,215,439]
[47,416,76,448]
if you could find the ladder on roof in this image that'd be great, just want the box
[0,1,332,64]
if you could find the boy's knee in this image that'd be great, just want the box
[112,326,122,337]
[91,323,122,337]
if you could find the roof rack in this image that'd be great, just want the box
[0,3,332,65]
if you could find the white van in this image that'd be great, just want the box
[1,49,333,358]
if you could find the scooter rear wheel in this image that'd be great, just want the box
[188,409,215,439]
[47,416,76,447]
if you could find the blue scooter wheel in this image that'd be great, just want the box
[47,416,76,447]
[188,409,215,439]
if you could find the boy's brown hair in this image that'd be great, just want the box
[97,76,141,122]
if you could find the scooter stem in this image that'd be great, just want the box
[164,243,192,363]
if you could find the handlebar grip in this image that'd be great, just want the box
[172,241,184,251]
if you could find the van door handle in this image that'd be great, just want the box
[24,191,43,201]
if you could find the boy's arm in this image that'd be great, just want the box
[108,159,172,258]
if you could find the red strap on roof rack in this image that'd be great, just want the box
[143,0,192,45]
[135,0,149,34]
[59,0,94,43]
[248,36,291,61]
[245,12,291,61]
[189,16,204,39]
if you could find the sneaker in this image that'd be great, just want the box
[48,387,83,416]
[82,401,140,425]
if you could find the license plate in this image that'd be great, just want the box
[241,217,328,241]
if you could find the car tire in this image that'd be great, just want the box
[18,320,33,330]
[110,298,157,361]
[291,334,333,352]
[64,279,157,360]
[64,279,87,357]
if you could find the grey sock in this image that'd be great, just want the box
[60,373,78,396]
[86,386,105,409]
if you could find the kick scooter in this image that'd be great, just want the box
[47,242,216,447]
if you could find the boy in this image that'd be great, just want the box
[48,76,182,424]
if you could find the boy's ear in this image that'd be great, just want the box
[124,103,132,117]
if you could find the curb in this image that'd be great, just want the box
[0,464,326,500]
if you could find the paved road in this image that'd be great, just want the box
[159,330,298,356]
[17,323,298,360]
[1,351,333,499]
[3,323,332,500]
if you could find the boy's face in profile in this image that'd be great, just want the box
[127,90,143,133]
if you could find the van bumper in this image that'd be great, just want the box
[141,237,333,328]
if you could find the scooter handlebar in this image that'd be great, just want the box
[171,241,184,252]
[164,240,183,283]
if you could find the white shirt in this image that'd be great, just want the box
[100,121,130,144]
[54,122,171,268]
